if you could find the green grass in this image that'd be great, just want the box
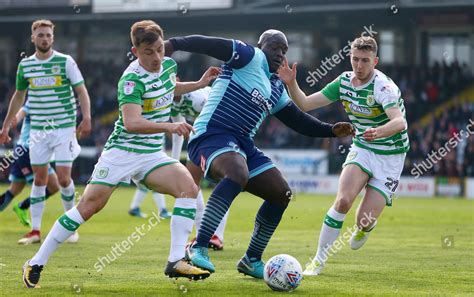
[0,185,473,296]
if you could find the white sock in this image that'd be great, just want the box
[130,188,148,209]
[169,198,196,262]
[152,192,166,212]
[30,207,85,266]
[60,180,75,211]
[194,190,204,234]
[30,185,46,231]
[314,206,346,265]
[215,210,229,242]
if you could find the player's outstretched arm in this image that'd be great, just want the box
[122,103,194,139]
[165,35,234,61]
[278,58,333,112]
[363,106,407,141]
[0,89,27,144]
[274,101,355,138]
[175,66,221,96]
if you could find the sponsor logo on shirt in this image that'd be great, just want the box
[349,103,372,115]
[29,76,62,88]
[250,88,272,113]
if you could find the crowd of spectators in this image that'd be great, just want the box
[0,56,472,179]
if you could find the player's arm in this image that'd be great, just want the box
[13,108,28,128]
[274,102,355,138]
[363,107,407,141]
[0,89,27,144]
[170,114,186,160]
[278,58,333,112]
[165,35,234,61]
[122,104,193,139]
[174,66,220,96]
[74,83,92,139]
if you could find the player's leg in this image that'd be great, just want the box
[19,164,49,244]
[0,181,25,211]
[23,184,115,288]
[129,186,149,218]
[143,162,210,280]
[304,164,369,276]
[55,165,76,212]
[238,167,291,279]
[349,187,385,250]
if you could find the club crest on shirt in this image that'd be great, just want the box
[169,73,177,85]
[124,81,136,95]
[51,65,61,74]
[366,94,375,106]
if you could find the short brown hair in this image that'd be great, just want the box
[130,20,164,47]
[351,36,378,54]
[31,19,54,34]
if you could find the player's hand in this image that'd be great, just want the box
[169,122,194,139]
[277,57,297,85]
[0,127,12,144]
[332,122,356,137]
[198,66,221,87]
[362,127,378,141]
[77,117,92,139]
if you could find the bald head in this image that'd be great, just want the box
[257,29,288,47]
[257,29,288,73]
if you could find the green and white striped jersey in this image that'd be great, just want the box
[322,69,409,155]
[170,86,210,120]
[16,51,84,130]
[104,57,177,154]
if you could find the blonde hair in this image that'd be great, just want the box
[31,19,54,34]
[351,36,378,54]
[130,20,164,47]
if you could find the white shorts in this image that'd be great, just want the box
[343,144,406,206]
[29,127,81,167]
[89,148,178,188]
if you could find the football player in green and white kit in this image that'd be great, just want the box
[278,36,409,275]
[0,19,91,245]
[21,20,219,289]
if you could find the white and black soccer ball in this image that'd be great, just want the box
[263,254,303,292]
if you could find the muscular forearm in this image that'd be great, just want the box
[78,91,91,120]
[376,117,407,138]
[124,118,172,134]
[175,81,204,96]
[286,80,311,112]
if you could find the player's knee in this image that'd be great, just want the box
[174,181,199,198]
[334,196,353,213]
[57,176,71,188]
[274,188,292,208]
[224,168,248,188]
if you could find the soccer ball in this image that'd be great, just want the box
[263,254,303,291]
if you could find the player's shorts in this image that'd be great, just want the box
[343,144,406,206]
[89,148,178,189]
[8,145,55,184]
[29,127,81,167]
[188,131,275,181]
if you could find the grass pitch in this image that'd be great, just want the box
[0,185,472,296]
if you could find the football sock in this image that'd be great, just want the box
[30,185,47,231]
[195,178,241,248]
[30,206,84,266]
[19,189,52,210]
[152,192,167,212]
[314,206,346,264]
[130,188,147,209]
[169,198,196,262]
[0,190,14,211]
[246,201,287,261]
[60,180,75,211]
